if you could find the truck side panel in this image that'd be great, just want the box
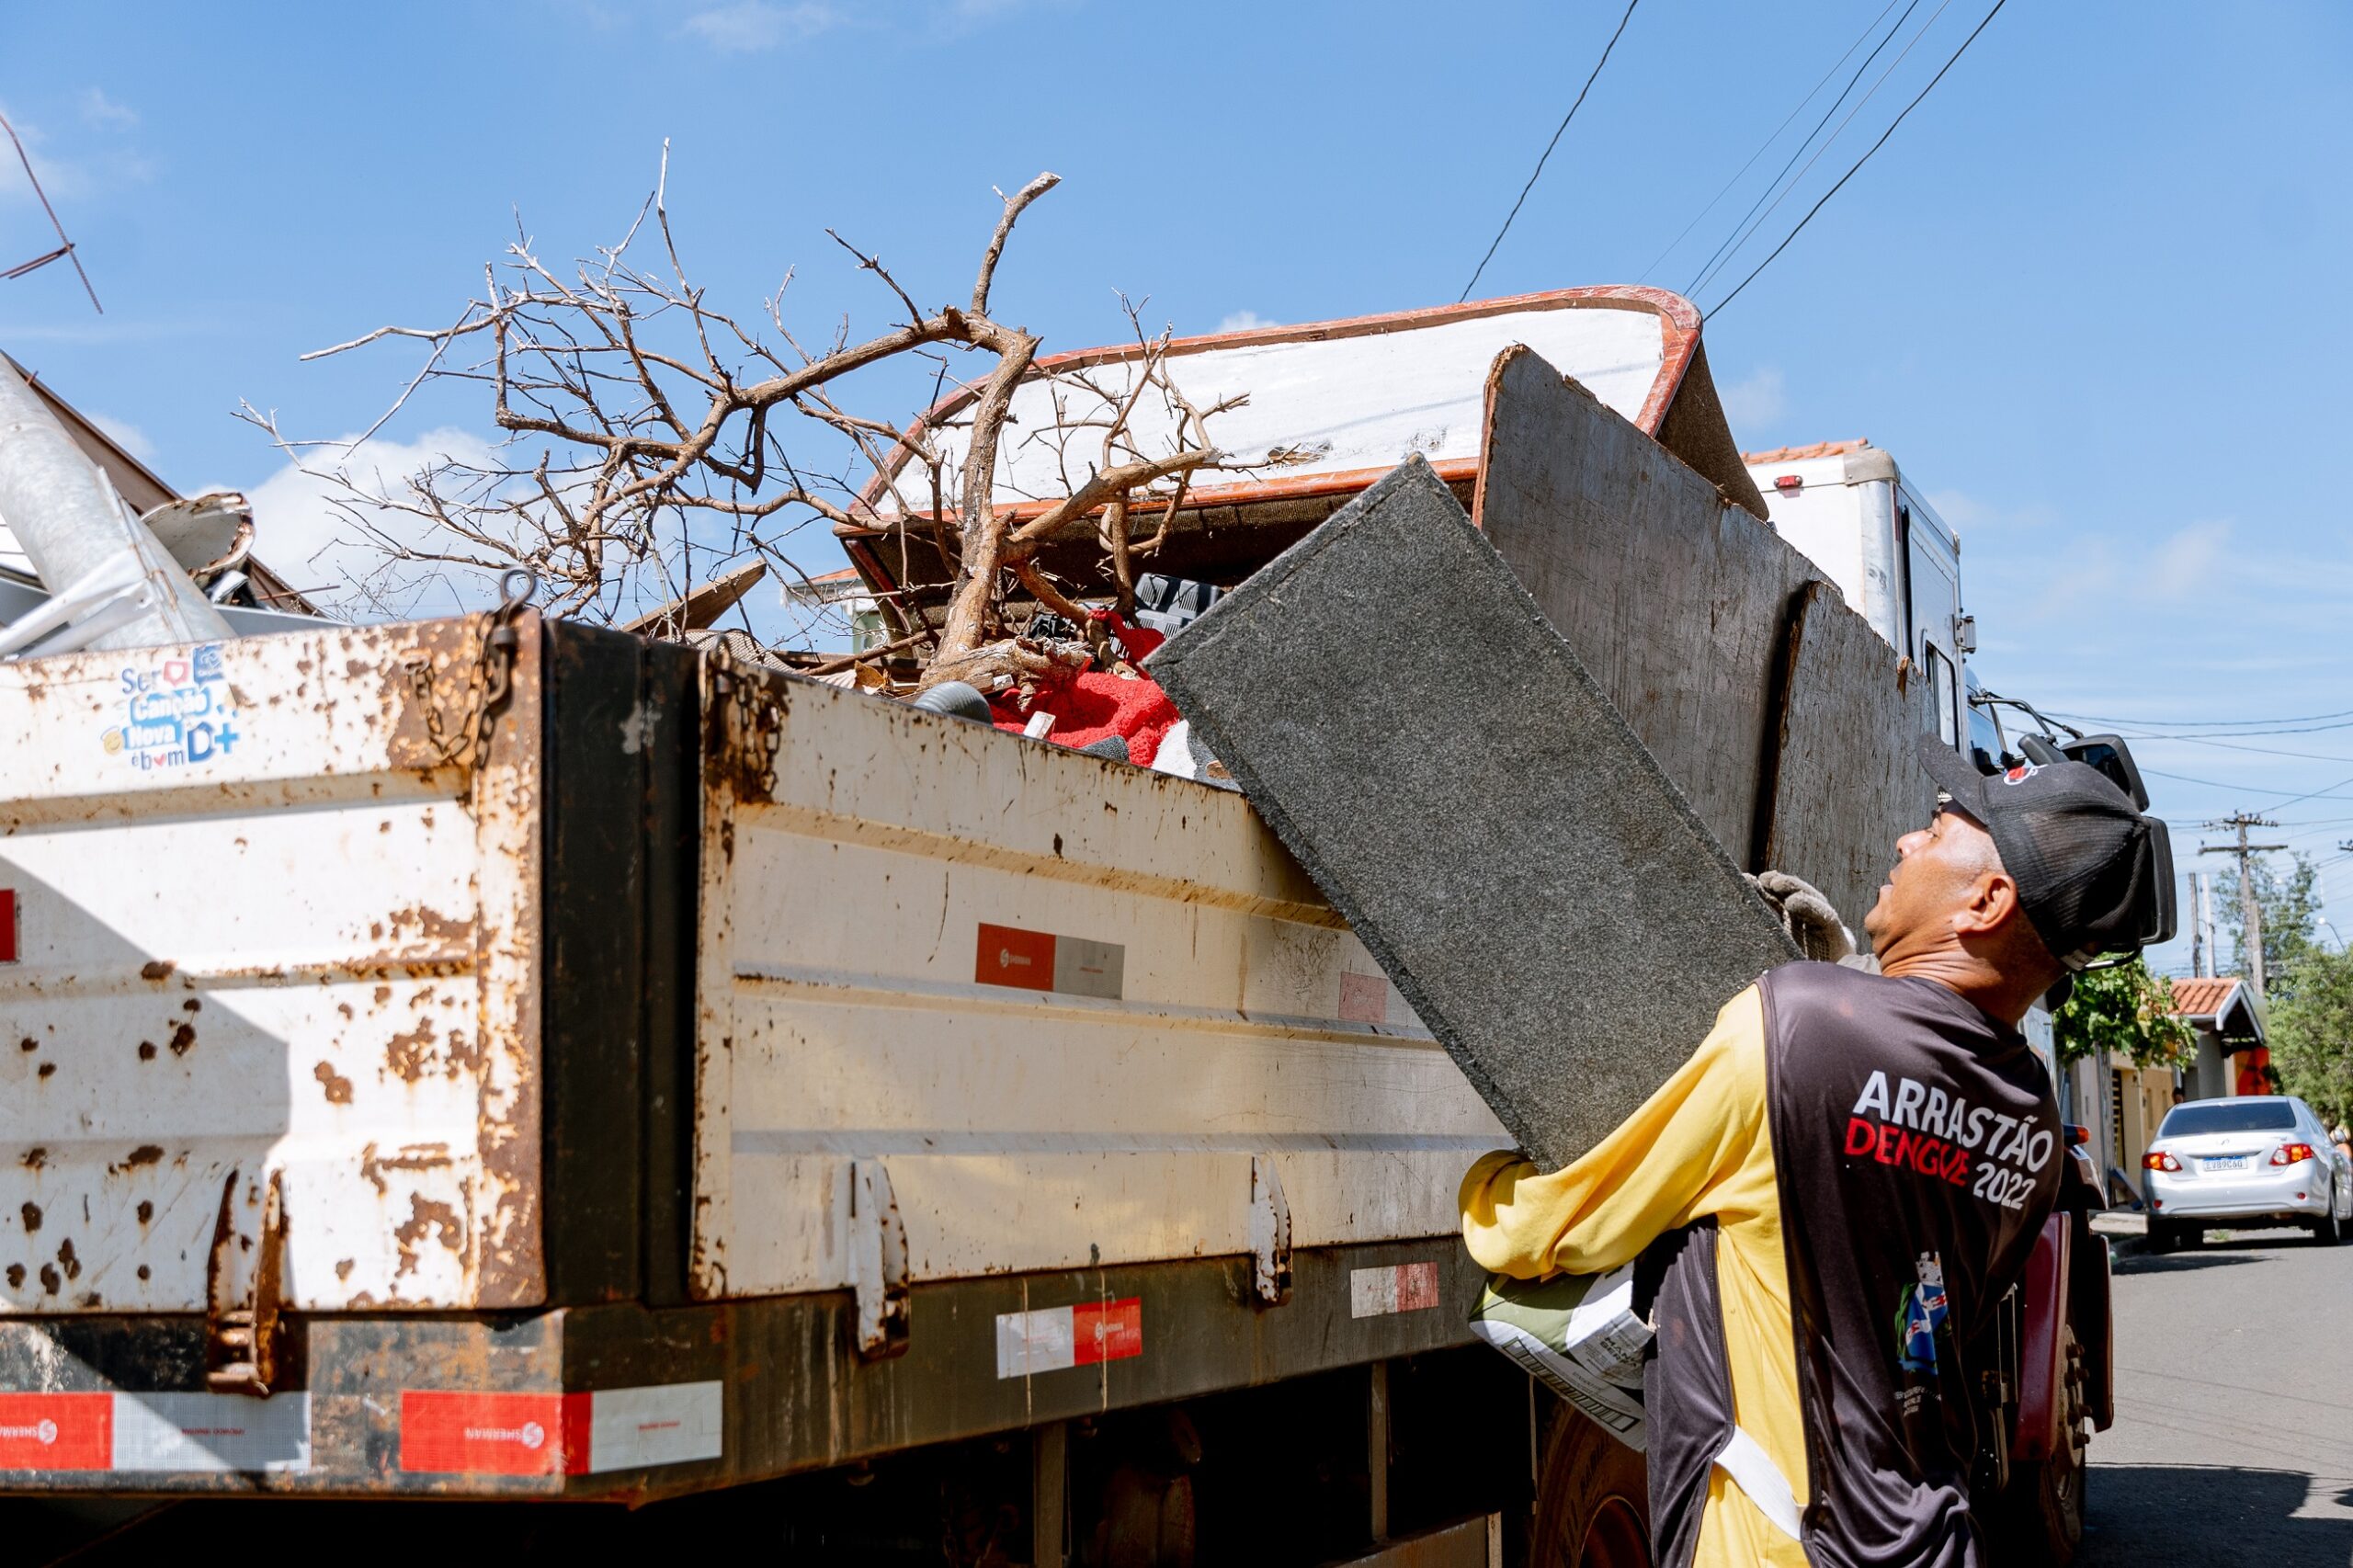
[691,660,1505,1299]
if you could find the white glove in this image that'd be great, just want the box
[1746,870,1856,963]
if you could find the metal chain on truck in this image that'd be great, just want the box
[406,567,537,771]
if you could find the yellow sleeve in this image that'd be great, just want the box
[1459,985,1771,1278]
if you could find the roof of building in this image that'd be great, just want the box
[1741,437,1871,466]
[2167,975,2267,1043]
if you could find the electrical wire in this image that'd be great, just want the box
[1705,0,2009,320]
[1689,0,1951,304]
[2142,767,2353,803]
[1639,0,1909,285]
[2114,734,2353,765]
[1460,0,1642,303]
[2048,706,2353,733]
[1680,0,1924,299]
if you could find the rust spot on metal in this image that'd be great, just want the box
[37,1264,56,1294]
[76,1291,101,1308]
[358,1142,389,1196]
[335,1258,354,1280]
[183,997,201,1013]
[386,1019,439,1082]
[140,959,176,981]
[137,1041,157,1061]
[137,1265,149,1280]
[5,1265,20,1288]
[16,1038,33,1053]
[136,1200,153,1223]
[20,1202,40,1233]
[116,1145,165,1171]
[313,1062,354,1104]
[170,1022,196,1055]
[373,985,392,1005]
[394,1194,465,1276]
[57,1238,79,1279]
[20,1149,41,1172]
[37,1062,53,1079]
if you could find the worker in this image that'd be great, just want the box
[1462,740,2165,1567]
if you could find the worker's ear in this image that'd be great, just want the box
[1951,869,2022,938]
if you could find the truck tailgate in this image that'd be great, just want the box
[0,617,545,1313]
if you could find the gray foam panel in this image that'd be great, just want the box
[1147,457,1796,1170]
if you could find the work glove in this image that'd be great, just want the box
[1745,870,1856,963]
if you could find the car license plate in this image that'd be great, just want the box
[2203,1156,2250,1172]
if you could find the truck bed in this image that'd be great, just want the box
[0,618,1501,1496]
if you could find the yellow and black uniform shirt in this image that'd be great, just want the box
[1462,961,2062,1568]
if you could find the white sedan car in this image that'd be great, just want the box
[2143,1094,2353,1250]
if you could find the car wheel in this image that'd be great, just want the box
[2314,1186,2344,1246]
[2145,1221,2177,1254]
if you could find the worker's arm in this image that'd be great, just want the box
[1461,984,1770,1278]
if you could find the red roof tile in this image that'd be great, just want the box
[2165,975,2244,1020]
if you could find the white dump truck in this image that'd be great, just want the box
[0,289,2104,1565]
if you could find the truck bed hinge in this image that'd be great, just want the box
[205,1167,288,1398]
[1250,1154,1292,1306]
[848,1158,911,1360]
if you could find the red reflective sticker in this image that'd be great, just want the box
[0,889,16,964]
[0,1392,111,1471]
[975,922,1056,991]
[1073,1297,1143,1366]
[399,1391,590,1475]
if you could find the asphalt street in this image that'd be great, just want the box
[2081,1224,2353,1565]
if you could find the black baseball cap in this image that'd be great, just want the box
[1915,735,2167,970]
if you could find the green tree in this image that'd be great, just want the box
[2272,946,2353,1126]
[2216,854,2321,994]
[2052,958,2196,1069]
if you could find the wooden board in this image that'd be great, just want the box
[1473,346,1823,866]
[1762,578,1938,936]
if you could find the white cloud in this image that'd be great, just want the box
[244,427,512,620]
[2148,518,2232,601]
[1216,310,1277,333]
[1718,366,1786,431]
[685,1,838,50]
[78,88,137,130]
[0,101,152,205]
[88,414,157,463]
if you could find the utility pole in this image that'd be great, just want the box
[2200,814,2287,1002]
[2188,871,2209,978]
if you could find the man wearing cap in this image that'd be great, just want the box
[1461,741,2163,1567]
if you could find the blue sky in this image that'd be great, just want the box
[4,1,2349,959]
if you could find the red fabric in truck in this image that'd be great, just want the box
[988,614,1178,765]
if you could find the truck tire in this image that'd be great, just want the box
[1987,1325,2088,1564]
[1529,1403,1654,1568]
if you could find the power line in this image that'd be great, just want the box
[2115,734,2353,765]
[2050,707,2353,733]
[1657,0,1915,291]
[1459,0,1642,303]
[2142,767,2353,802]
[1686,0,1933,301]
[1705,0,2009,320]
